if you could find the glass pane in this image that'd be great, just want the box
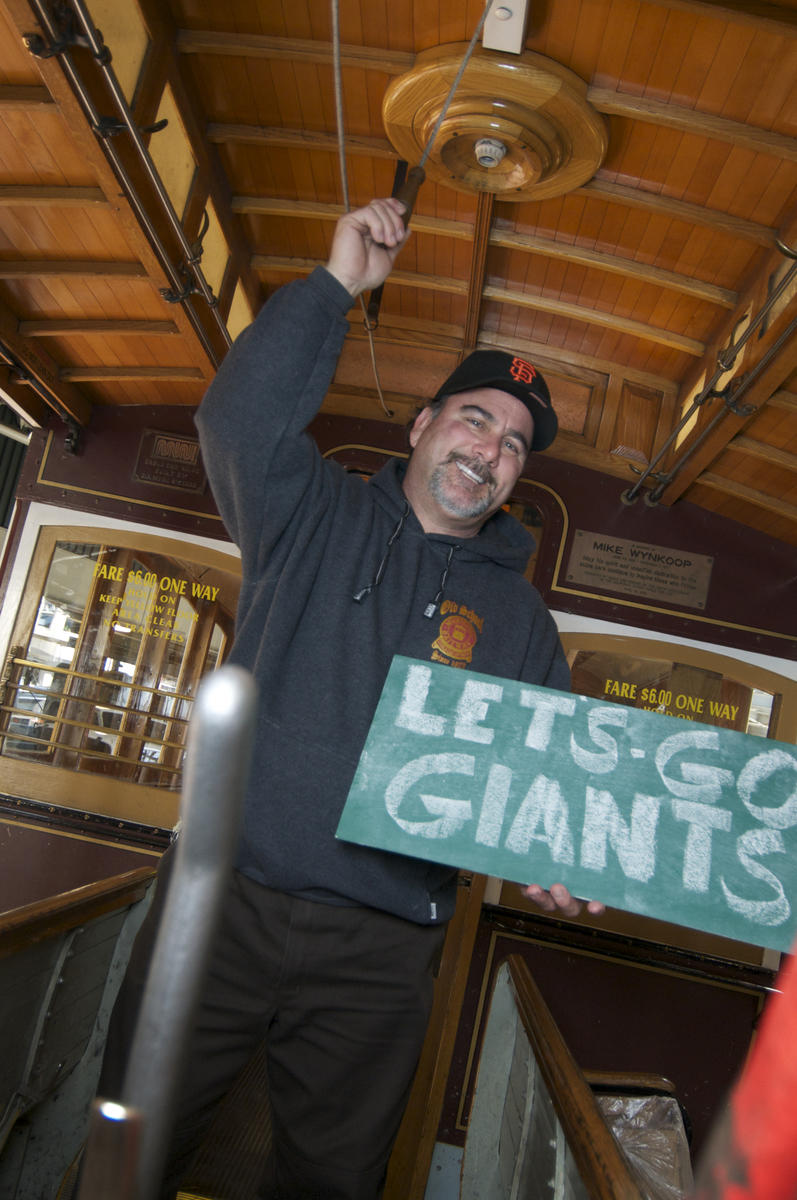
[1,541,240,789]
[569,649,778,736]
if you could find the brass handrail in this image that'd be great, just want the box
[9,657,195,703]
[1,682,191,726]
[0,727,183,774]
[0,705,188,753]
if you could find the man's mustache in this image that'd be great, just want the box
[446,452,496,489]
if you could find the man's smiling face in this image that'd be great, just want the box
[402,388,534,537]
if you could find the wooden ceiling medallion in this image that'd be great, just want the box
[383,45,607,200]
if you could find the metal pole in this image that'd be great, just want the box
[644,305,797,504]
[622,247,797,505]
[86,666,257,1200]
[77,1100,142,1200]
[64,0,233,349]
[25,0,225,367]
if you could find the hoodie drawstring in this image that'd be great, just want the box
[353,502,410,604]
[423,543,459,619]
[353,504,460,618]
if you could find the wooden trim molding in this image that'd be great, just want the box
[696,472,797,523]
[507,955,647,1200]
[483,284,705,355]
[727,435,797,472]
[19,320,180,337]
[0,866,156,958]
[489,228,738,308]
[0,185,110,207]
[176,30,414,73]
[212,124,398,159]
[0,261,148,279]
[0,84,53,108]
[463,192,494,351]
[577,180,777,247]
[251,254,704,354]
[59,366,205,381]
[237,196,736,307]
[589,88,797,163]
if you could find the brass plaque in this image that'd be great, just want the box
[567,530,713,609]
[133,429,207,494]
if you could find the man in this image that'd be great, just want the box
[102,198,602,1199]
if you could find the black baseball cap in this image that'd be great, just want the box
[434,350,558,452]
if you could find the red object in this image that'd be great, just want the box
[693,950,797,1199]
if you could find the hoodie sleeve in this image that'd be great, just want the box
[195,266,354,571]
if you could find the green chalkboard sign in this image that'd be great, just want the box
[337,656,797,951]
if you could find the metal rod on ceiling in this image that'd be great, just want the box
[641,304,797,506]
[0,338,81,451]
[621,242,797,507]
[24,0,226,368]
[64,0,233,350]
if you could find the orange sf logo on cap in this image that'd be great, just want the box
[509,357,548,406]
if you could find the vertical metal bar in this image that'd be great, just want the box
[120,665,257,1200]
[77,1100,142,1200]
[65,0,233,348]
[24,0,224,369]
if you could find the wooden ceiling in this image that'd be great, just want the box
[0,0,796,545]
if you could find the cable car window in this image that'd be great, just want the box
[1,538,239,793]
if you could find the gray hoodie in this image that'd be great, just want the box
[195,265,570,924]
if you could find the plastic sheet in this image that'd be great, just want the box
[596,1094,694,1200]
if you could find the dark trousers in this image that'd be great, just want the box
[100,853,446,1200]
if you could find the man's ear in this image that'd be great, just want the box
[408,404,435,449]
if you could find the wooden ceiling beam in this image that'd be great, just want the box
[696,472,797,523]
[0,293,91,425]
[635,0,797,40]
[60,366,204,381]
[323,383,420,426]
[727,435,797,473]
[252,255,469,294]
[19,320,180,337]
[477,329,679,393]
[768,389,797,413]
[483,284,705,355]
[577,181,776,247]
[233,196,472,240]
[239,196,731,305]
[463,193,494,352]
[0,0,219,382]
[251,254,703,355]
[0,261,148,279]
[212,124,398,159]
[177,30,413,73]
[490,228,737,308]
[0,84,52,109]
[589,88,797,163]
[237,165,775,255]
[0,185,110,208]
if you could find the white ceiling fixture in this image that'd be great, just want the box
[482,0,531,55]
